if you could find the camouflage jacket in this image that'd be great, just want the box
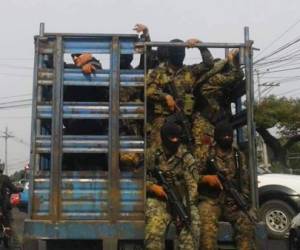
[194,59,244,123]
[146,145,199,205]
[198,145,250,203]
[146,48,213,116]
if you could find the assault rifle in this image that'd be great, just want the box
[150,153,198,249]
[207,157,257,224]
[165,82,194,151]
[150,166,191,228]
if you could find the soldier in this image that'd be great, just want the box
[192,49,244,165]
[145,122,200,250]
[118,24,151,170]
[146,38,214,148]
[198,122,256,250]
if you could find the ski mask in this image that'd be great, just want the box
[160,122,182,154]
[120,54,133,69]
[168,39,185,67]
[157,46,169,63]
[214,122,234,151]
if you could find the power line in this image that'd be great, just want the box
[0,103,32,109]
[0,98,32,106]
[259,66,300,74]
[255,17,300,58]
[255,36,300,64]
[0,93,31,100]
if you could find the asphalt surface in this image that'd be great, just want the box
[0,208,290,250]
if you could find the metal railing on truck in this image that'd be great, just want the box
[24,24,267,250]
[24,23,145,249]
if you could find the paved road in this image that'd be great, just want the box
[3,208,290,250]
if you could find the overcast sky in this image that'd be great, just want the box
[0,0,299,174]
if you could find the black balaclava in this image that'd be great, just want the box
[157,46,169,64]
[214,122,234,151]
[168,39,185,68]
[120,54,133,69]
[160,122,182,154]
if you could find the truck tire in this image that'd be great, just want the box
[259,199,296,239]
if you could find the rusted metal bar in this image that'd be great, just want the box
[136,41,246,48]
[50,35,63,222]
[109,36,121,223]
[244,27,259,209]
[39,23,45,37]
[28,31,40,219]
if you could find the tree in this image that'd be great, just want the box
[255,95,300,167]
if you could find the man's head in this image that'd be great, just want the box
[160,122,182,153]
[214,122,234,151]
[120,54,133,69]
[168,39,185,67]
[157,46,169,63]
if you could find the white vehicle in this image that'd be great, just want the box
[258,172,300,239]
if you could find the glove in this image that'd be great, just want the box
[120,152,140,168]
[148,184,167,198]
[202,175,223,190]
[73,53,93,67]
[165,95,176,111]
[81,63,96,74]
[186,38,202,48]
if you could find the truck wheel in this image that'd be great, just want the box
[259,199,296,239]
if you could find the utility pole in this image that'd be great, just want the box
[255,70,278,170]
[0,127,14,175]
[255,69,262,102]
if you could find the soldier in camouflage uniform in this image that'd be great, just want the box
[146,38,214,148]
[119,24,150,169]
[197,122,256,250]
[145,122,200,250]
[192,49,244,165]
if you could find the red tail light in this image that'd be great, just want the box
[10,194,20,206]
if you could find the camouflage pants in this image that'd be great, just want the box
[192,113,214,164]
[198,199,255,250]
[145,198,199,250]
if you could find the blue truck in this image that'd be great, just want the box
[24,23,266,249]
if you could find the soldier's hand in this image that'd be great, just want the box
[165,95,176,111]
[73,53,93,67]
[186,38,202,48]
[149,184,167,198]
[81,63,96,75]
[202,175,223,190]
[227,49,240,65]
[133,23,149,34]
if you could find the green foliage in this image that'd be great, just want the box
[288,143,300,170]
[255,95,300,137]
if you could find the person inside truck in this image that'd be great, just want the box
[71,53,102,74]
